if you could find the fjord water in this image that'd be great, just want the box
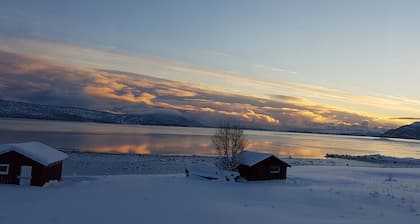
[1,118,420,158]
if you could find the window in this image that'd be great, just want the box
[0,164,9,175]
[269,165,281,174]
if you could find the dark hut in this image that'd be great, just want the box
[0,142,68,186]
[236,151,291,180]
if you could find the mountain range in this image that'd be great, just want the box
[4,98,419,140]
[0,99,201,127]
[0,99,393,138]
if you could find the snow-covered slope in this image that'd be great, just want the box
[1,166,420,224]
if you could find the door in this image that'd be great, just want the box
[19,166,32,186]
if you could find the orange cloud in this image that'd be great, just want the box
[91,73,126,90]
[0,51,55,74]
[155,102,197,111]
[243,109,280,124]
[84,86,156,104]
[132,80,157,88]
[155,88,197,97]
[295,110,335,124]
[200,107,216,112]
[4,38,420,121]
[16,63,50,74]
[216,109,279,124]
[0,49,403,131]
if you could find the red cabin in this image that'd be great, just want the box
[236,151,291,181]
[0,142,68,187]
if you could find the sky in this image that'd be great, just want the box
[1,0,420,132]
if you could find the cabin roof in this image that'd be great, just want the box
[236,150,291,167]
[0,142,68,166]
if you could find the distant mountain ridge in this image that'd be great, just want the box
[383,122,420,140]
[0,99,201,127]
[0,99,387,137]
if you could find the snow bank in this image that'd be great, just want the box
[1,166,420,224]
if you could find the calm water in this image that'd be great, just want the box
[1,118,420,158]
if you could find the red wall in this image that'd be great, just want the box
[238,156,289,180]
[0,151,63,186]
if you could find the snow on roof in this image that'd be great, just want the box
[0,142,68,166]
[236,150,290,167]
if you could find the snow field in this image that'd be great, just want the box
[1,166,420,224]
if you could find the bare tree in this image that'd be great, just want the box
[211,123,248,170]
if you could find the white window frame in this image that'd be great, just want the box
[0,164,9,175]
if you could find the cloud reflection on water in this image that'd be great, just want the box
[1,119,420,159]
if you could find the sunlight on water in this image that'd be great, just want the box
[1,119,420,158]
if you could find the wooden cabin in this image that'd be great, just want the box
[0,142,68,186]
[236,151,291,181]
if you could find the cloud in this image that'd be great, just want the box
[253,63,298,74]
[0,51,54,74]
[270,95,308,104]
[155,88,197,97]
[84,86,157,104]
[295,110,336,124]
[243,109,280,124]
[213,109,279,124]
[391,117,420,120]
[154,102,197,111]
[271,67,297,74]
[2,38,420,121]
[0,50,404,132]
[200,107,216,112]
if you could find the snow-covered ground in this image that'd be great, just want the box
[1,166,420,224]
[62,151,420,176]
[326,154,420,167]
[63,152,217,176]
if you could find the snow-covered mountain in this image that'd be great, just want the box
[383,122,420,140]
[0,99,201,127]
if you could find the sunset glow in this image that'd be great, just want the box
[1,1,420,133]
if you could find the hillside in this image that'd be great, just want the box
[383,122,420,140]
[0,99,201,127]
